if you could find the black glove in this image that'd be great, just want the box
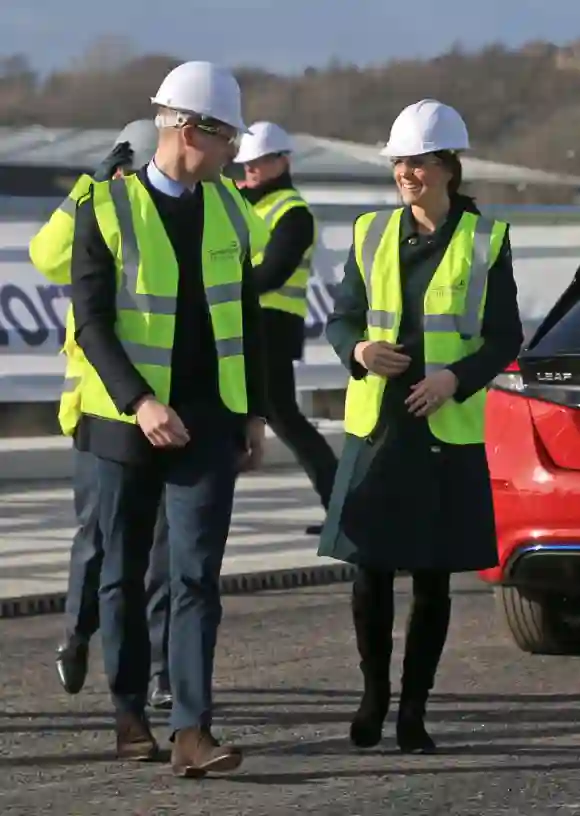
[93,141,134,181]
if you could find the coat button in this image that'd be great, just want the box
[408,236,418,245]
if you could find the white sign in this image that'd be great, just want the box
[0,213,579,401]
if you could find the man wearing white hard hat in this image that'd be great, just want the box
[234,122,337,533]
[319,100,522,753]
[30,120,173,710]
[69,62,268,775]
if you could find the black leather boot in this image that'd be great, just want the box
[396,698,436,754]
[397,579,451,754]
[349,569,394,748]
[350,670,391,748]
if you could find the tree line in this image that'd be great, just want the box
[2,37,580,186]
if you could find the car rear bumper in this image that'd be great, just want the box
[503,543,580,595]
[481,390,580,591]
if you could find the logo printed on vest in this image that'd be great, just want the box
[430,279,466,297]
[208,240,239,259]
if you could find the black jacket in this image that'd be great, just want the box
[242,172,314,360]
[71,170,265,464]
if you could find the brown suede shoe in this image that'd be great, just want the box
[115,711,159,761]
[171,727,243,778]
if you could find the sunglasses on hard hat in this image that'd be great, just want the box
[155,109,240,146]
[194,116,240,146]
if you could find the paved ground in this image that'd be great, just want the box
[0,471,332,601]
[1,576,580,815]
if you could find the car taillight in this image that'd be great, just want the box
[491,362,526,394]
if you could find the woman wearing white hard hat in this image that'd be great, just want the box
[319,100,523,753]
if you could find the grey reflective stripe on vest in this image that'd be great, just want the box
[209,182,247,356]
[122,337,244,368]
[60,195,77,216]
[367,309,395,330]
[362,212,493,338]
[457,217,493,338]
[361,211,391,295]
[110,180,177,316]
[213,181,250,260]
[206,281,241,305]
[108,178,247,368]
[263,195,305,226]
[367,311,459,332]
[62,375,81,393]
[216,337,244,357]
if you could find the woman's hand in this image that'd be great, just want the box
[405,369,459,417]
[354,340,411,378]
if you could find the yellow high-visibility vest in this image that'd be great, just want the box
[344,208,508,444]
[80,174,251,423]
[29,174,93,285]
[28,174,267,435]
[29,174,94,435]
[253,188,314,318]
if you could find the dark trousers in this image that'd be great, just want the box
[146,508,170,683]
[65,449,169,683]
[351,568,451,700]
[95,422,237,732]
[65,449,102,643]
[265,347,337,508]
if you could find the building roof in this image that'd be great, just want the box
[0,125,578,187]
[291,134,580,187]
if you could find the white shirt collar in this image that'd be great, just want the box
[146,160,197,198]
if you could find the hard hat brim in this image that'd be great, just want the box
[233,145,292,164]
[380,143,469,159]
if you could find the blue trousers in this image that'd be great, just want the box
[65,449,169,682]
[95,423,237,732]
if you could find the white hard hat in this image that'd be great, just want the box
[151,61,249,132]
[381,99,470,158]
[114,119,158,169]
[233,121,292,164]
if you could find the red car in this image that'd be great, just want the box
[480,270,580,654]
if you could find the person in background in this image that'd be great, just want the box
[318,100,523,754]
[29,120,173,711]
[234,122,337,535]
[70,61,267,775]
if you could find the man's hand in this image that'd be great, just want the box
[134,396,190,448]
[93,141,134,182]
[354,340,411,378]
[237,416,266,472]
[405,369,459,417]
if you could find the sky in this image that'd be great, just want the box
[3,0,580,75]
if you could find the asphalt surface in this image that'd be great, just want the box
[1,576,580,815]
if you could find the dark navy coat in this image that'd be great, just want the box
[318,199,523,574]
